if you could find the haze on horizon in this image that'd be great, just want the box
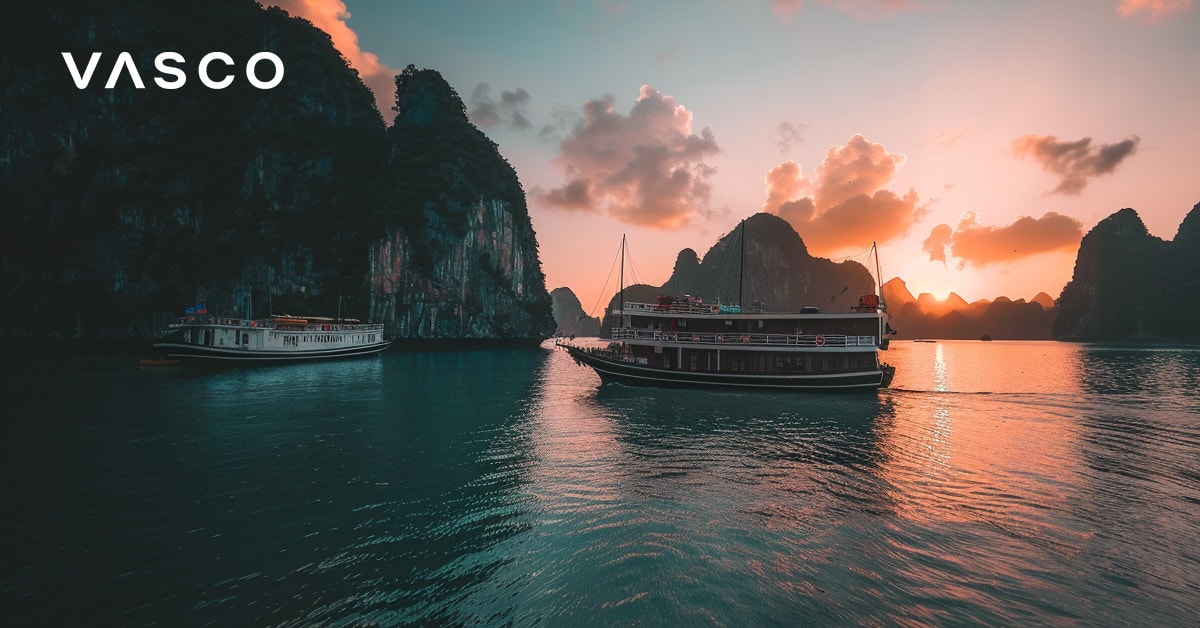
[269,0,1199,313]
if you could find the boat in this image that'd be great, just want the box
[562,230,896,392]
[152,312,391,363]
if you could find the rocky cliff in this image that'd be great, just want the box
[603,213,876,327]
[1,1,553,341]
[549,288,601,337]
[1053,204,1199,341]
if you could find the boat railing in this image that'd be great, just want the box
[610,327,878,348]
[173,316,385,332]
[618,301,725,315]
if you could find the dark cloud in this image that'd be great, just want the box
[775,121,806,153]
[762,134,927,253]
[468,83,534,131]
[923,211,1084,268]
[1012,134,1140,195]
[536,85,722,229]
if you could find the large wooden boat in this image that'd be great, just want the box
[563,231,895,392]
[152,313,390,363]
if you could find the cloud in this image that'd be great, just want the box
[1012,134,1140,195]
[772,0,805,22]
[268,0,398,121]
[535,85,722,229]
[775,121,806,153]
[469,84,533,131]
[773,0,931,21]
[923,211,1084,268]
[762,134,927,253]
[1117,0,1194,18]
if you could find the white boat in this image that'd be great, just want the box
[152,314,390,363]
[562,228,896,392]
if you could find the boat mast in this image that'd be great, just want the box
[739,219,745,307]
[619,234,626,314]
[873,241,886,311]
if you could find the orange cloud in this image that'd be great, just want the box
[923,211,1084,268]
[536,85,721,229]
[1013,134,1140,195]
[268,0,398,121]
[762,134,926,254]
[1117,0,1194,18]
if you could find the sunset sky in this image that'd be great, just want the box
[270,0,1199,312]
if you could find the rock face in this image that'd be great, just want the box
[1053,205,1199,341]
[549,288,601,337]
[0,1,553,340]
[366,67,553,339]
[603,213,875,328]
[881,279,1056,340]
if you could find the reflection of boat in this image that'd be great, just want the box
[153,313,390,363]
[563,229,896,392]
[138,356,183,367]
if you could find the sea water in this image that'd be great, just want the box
[2,341,1199,625]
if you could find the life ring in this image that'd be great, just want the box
[692,334,700,342]
[815,334,826,346]
[716,334,724,342]
[741,335,750,343]
[250,320,257,328]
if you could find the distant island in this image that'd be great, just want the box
[882,278,1056,340]
[549,288,600,337]
[1,1,554,342]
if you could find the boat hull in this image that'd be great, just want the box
[152,340,391,363]
[567,346,889,392]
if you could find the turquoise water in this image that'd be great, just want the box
[3,341,1199,625]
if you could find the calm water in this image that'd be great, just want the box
[3,341,1199,625]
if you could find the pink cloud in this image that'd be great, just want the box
[268,0,398,121]
[762,135,927,254]
[1117,0,1194,18]
[923,211,1084,268]
[536,85,721,229]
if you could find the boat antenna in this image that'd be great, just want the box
[337,295,342,322]
[619,233,626,314]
